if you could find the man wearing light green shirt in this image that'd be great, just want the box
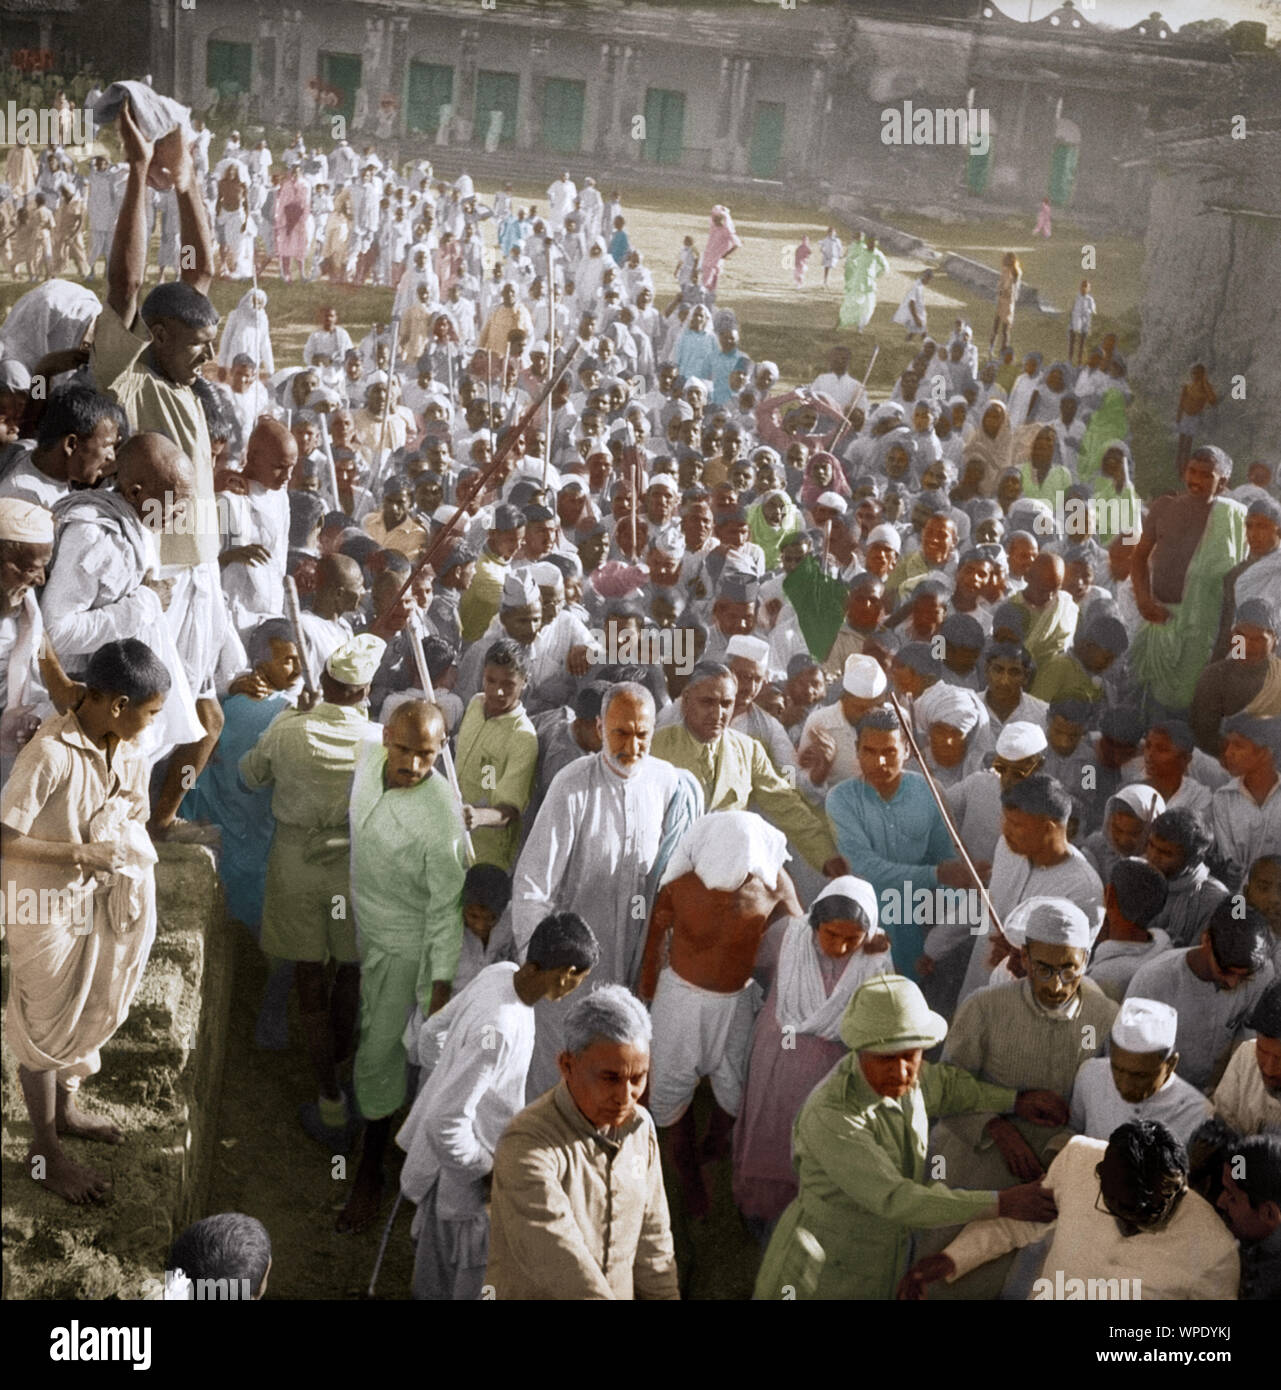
[754,974,1066,1300]
[337,699,468,1234]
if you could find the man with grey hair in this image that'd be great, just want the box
[512,680,702,1099]
[485,983,679,1299]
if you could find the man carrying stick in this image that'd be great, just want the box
[336,699,468,1232]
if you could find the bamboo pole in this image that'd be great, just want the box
[408,633,475,864]
[886,690,1002,937]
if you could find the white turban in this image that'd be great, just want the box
[0,497,54,544]
[1111,997,1178,1055]
[726,635,771,667]
[660,810,789,892]
[843,654,888,698]
[915,682,988,738]
[866,523,901,551]
[995,720,1048,760]
[501,569,540,609]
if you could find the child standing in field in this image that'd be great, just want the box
[1069,279,1096,366]
[1033,196,1053,239]
[819,226,843,287]
[675,235,698,291]
[1175,363,1218,470]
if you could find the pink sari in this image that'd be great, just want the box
[701,204,742,291]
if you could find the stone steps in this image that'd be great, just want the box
[1,844,234,1300]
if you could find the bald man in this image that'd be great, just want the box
[298,553,366,680]
[338,699,468,1232]
[41,432,206,760]
[218,416,297,641]
[1010,552,1078,669]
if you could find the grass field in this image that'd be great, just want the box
[1,175,1176,487]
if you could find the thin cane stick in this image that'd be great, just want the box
[282,576,317,699]
[366,1191,404,1299]
[408,632,475,864]
[318,410,340,512]
[830,342,878,453]
[887,690,1002,937]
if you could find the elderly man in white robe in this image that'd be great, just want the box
[1070,997,1211,1147]
[511,681,703,1100]
[902,1121,1239,1301]
[396,911,599,1299]
[40,433,205,764]
[0,499,56,779]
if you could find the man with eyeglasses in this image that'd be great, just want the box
[1126,899,1275,1092]
[900,1120,1239,1300]
[921,897,1116,1298]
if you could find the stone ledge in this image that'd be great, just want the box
[1,844,233,1300]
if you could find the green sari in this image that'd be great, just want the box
[1130,497,1247,712]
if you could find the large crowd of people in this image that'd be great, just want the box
[0,80,1278,1304]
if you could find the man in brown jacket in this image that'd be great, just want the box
[485,984,679,1299]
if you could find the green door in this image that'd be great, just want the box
[405,61,454,136]
[748,101,784,178]
[965,142,992,196]
[1048,141,1079,206]
[474,70,520,147]
[644,88,685,166]
[542,78,585,154]
[319,52,362,125]
[207,39,252,102]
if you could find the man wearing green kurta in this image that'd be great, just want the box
[650,662,846,876]
[458,503,525,643]
[455,638,539,871]
[338,699,469,1234]
[754,974,1068,1301]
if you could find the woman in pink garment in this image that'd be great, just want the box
[273,166,310,282]
[793,234,811,288]
[701,204,742,292]
[1033,197,1053,239]
[732,876,895,1237]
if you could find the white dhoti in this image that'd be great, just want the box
[410,1170,490,1301]
[163,560,239,702]
[3,876,157,1090]
[647,966,761,1127]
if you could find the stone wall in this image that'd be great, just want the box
[1,844,233,1300]
[1132,150,1281,461]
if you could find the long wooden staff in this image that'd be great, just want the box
[368,316,401,493]
[408,633,475,864]
[830,341,878,453]
[282,576,317,699]
[887,690,1002,937]
[385,341,583,616]
[317,410,341,512]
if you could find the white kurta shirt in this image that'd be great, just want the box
[1068,1056,1211,1147]
[942,1136,1239,1300]
[396,963,535,1218]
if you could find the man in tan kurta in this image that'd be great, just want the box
[486,985,679,1299]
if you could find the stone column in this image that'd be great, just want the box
[591,43,618,157]
[603,43,630,158]
[455,25,480,146]
[280,10,304,131]
[388,15,411,139]
[730,57,753,175]
[516,36,548,151]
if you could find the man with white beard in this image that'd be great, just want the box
[510,682,703,1100]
